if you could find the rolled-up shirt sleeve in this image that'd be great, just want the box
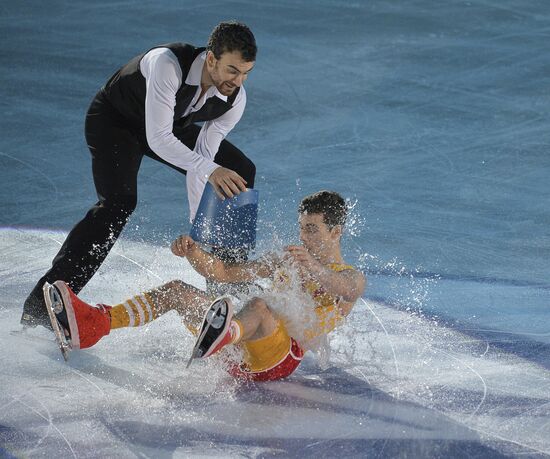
[141,50,219,179]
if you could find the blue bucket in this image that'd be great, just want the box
[190,183,259,249]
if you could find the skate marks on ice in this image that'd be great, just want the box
[2,315,548,458]
[0,326,502,459]
[95,369,506,459]
[340,299,550,457]
[1,228,550,457]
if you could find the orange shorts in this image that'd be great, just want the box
[228,337,304,382]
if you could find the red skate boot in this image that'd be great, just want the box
[43,281,111,360]
[187,297,238,367]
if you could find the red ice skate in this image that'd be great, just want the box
[43,281,111,360]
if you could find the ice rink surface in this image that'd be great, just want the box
[1,1,550,457]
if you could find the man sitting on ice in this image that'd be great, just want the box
[43,191,366,381]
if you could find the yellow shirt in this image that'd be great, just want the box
[302,263,354,341]
[240,263,355,372]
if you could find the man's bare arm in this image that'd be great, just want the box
[171,235,274,283]
[311,265,366,305]
[286,245,366,304]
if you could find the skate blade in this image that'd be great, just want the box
[186,352,196,369]
[42,282,72,362]
[186,336,204,368]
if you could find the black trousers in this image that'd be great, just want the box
[22,91,255,326]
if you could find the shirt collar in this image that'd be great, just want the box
[185,51,228,102]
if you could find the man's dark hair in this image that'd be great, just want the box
[299,191,347,229]
[207,21,257,62]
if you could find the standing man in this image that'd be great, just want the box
[22,21,257,328]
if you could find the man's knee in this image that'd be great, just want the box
[103,195,137,212]
[84,196,136,229]
[247,297,271,317]
[228,154,256,186]
[96,195,137,219]
[215,145,256,187]
[243,157,256,187]
[161,279,193,295]
[244,297,280,339]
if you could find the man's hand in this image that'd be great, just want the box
[208,167,247,199]
[171,235,196,258]
[285,245,323,273]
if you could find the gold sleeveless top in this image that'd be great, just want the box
[302,263,354,341]
[240,263,356,371]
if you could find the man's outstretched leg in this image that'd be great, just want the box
[43,279,212,357]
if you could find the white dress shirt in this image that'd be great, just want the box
[140,48,246,220]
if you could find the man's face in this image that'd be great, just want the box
[206,50,254,96]
[299,213,340,258]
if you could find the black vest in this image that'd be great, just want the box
[102,43,240,132]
